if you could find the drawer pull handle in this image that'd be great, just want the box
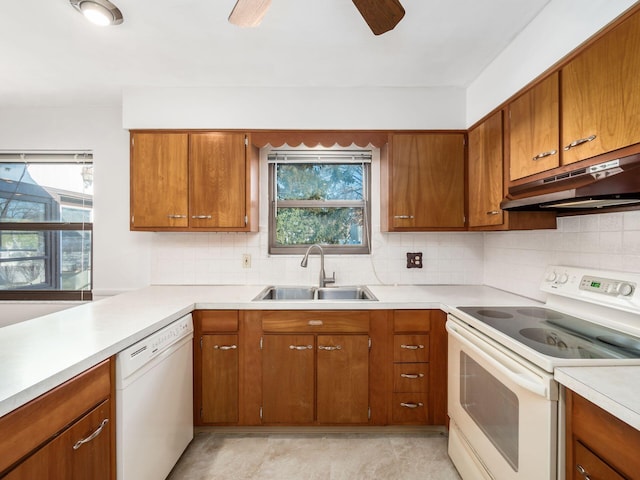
[532,149,557,161]
[73,418,109,450]
[318,345,342,351]
[576,464,591,480]
[289,345,313,350]
[167,214,187,219]
[564,134,596,151]
[214,345,237,350]
[191,215,212,219]
[486,210,500,215]
[400,373,424,379]
[400,402,424,409]
[308,320,323,326]
[394,215,415,219]
[400,344,424,350]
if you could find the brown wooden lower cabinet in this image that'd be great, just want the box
[194,308,448,427]
[566,389,640,480]
[0,359,115,479]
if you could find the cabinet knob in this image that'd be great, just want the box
[318,345,342,351]
[72,418,109,450]
[289,345,313,350]
[532,149,558,161]
[400,344,424,350]
[191,215,212,219]
[576,464,591,480]
[564,134,596,151]
[214,345,237,350]
[393,215,415,219]
[167,214,187,219]
[486,210,500,215]
[400,402,424,409]
[400,373,424,379]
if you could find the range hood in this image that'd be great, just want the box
[501,154,640,211]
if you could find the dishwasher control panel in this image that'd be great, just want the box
[117,314,193,381]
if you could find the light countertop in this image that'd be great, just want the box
[555,366,640,430]
[0,283,537,418]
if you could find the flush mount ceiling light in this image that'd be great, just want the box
[70,0,123,26]
[228,0,404,35]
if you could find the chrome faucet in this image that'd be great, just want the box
[300,244,336,288]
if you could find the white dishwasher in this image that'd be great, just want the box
[116,314,194,480]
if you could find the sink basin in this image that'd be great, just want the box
[316,286,377,301]
[253,286,377,301]
[253,286,316,300]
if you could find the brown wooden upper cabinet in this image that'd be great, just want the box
[468,111,505,227]
[130,131,259,231]
[509,8,640,182]
[382,133,466,231]
[508,73,560,181]
[561,10,640,165]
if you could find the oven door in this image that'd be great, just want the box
[447,315,558,480]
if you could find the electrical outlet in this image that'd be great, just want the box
[242,254,251,268]
[406,252,423,269]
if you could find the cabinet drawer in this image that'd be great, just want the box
[261,311,369,333]
[573,441,624,480]
[0,359,112,474]
[393,335,429,362]
[393,310,431,333]
[197,310,238,332]
[393,363,429,392]
[391,393,429,424]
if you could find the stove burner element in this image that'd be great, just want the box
[475,309,514,319]
[516,307,563,321]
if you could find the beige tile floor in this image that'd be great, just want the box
[166,430,462,480]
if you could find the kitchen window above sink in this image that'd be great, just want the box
[253,286,378,301]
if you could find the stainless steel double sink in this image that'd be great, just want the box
[253,285,378,301]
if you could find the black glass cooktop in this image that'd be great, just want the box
[457,306,640,360]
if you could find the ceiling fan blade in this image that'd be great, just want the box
[351,0,405,35]
[228,0,272,27]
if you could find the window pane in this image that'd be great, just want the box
[0,163,93,223]
[61,230,91,291]
[277,164,364,201]
[0,230,47,288]
[276,207,364,246]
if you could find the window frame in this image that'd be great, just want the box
[268,150,372,255]
[0,152,93,301]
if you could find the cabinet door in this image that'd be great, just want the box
[389,133,465,229]
[5,400,111,480]
[562,11,640,165]
[130,132,189,228]
[572,441,624,480]
[201,334,238,424]
[508,73,560,180]
[262,334,314,424]
[189,132,247,229]
[317,335,369,424]
[468,111,505,227]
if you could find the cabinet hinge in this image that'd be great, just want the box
[244,215,248,226]
[131,137,134,147]
[260,337,263,350]
[244,136,249,146]
[130,215,134,225]
[259,406,263,420]
[368,407,371,420]
[200,336,203,350]
[368,337,372,350]
[200,407,203,420]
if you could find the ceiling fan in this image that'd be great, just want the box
[228,0,405,35]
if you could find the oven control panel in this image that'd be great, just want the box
[541,265,640,312]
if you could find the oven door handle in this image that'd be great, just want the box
[446,321,548,398]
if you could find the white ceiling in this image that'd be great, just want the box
[0,0,551,108]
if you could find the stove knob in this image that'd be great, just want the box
[545,271,557,282]
[558,273,569,284]
[617,282,634,297]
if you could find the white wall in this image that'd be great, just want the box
[484,211,640,301]
[0,106,151,322]
[466,0,638,125]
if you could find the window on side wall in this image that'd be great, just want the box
[268,149,371,255]
[0,152,93,300]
